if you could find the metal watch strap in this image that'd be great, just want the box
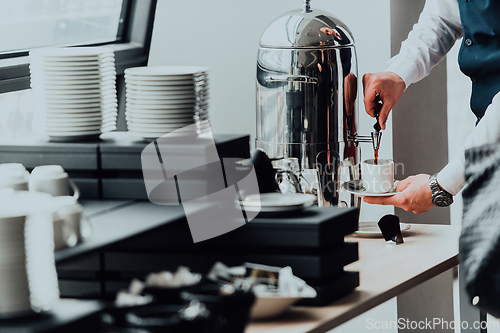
[429,173,453,207]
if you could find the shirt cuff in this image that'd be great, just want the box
[386,56,420,90]
[436,153,467,196]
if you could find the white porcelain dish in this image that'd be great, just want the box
[126,85,202,93]
[341,180,398,197]
[124,66,208,76]
[353,222,411,238]
[250,285,317,320]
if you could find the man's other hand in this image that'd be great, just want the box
[363,174,435,214]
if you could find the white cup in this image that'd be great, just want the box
[52,196,92,248]
[361,159,394,193]
[0,163,29,191]
[52,214,78,250]
[29,165,80,199]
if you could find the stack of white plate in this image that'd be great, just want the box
[124,66,209,139]
[29,47,118,142]
[0,191,60,318]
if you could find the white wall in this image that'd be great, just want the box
[149,0,394,222]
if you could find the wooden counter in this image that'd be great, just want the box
[246,224,460,333]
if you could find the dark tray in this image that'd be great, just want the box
[209,242,358,279]
[111,206,358,251]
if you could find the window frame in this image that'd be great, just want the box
[0,0,158,94]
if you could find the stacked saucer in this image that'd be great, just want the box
[29,47,118,142]
[124,66,209,139]
[0,192,59,318]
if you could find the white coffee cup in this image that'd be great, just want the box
[29,165,80,199]
[361,159,394,193]
[52,196,92,247]
[52,214,78,250]
[0,164,29,191]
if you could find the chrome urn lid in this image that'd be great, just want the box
[259,0,354,49]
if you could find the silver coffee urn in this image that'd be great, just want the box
[256,0,380,207]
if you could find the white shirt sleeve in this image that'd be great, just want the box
[384,0,475,195]
[386,0,463,88]
[437,93,500,195]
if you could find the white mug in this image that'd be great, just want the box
[29,165,80,199]
[0,163,29,191]
[361,159,394,193]
[52,196,91,246]
[53,214,78,250]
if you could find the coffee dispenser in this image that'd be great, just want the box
[256,0,380,207]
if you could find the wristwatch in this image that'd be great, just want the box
[429,173,453,207]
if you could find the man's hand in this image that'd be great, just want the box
[363,174,434,214]
[362,72,406,130]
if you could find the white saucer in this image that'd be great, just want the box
[124,66,208,76]
[353,222,411,238]
[341,180,398,197]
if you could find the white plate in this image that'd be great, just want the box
[43,88,116,95]
[126,82,200,89]
[125,104,198,112]
[125,116,198,124]
[32,54,115,62]
[341,180,398,197]
[126,97,207,105]
[30,47,114,57]
[128,130,201,139]
[31,78,102,85]
[127,124,191,131]
[45,101,117,108]
[250,285,316,320]
[32,72,115,79]
[43,102,103,109]
[31,58,102,65]
[129,123,208,132]
[126,100,206,107]
[32,64,101,71]
[125,77,203,84]
[35,69,116,77]
[44,115,104,122]
[126,91,208,99]
[42,108,117,118]
[42,97,103,104]
[32,74,101,81]
[128,92,207,98]
[242,193,317,208]
[124,66,208,76]
[125,109,207,117]
[42,92,107,100]
[35,84,102,91]
[44,117,104,124]
[353,222,411,238]
[126,86,204,93]
[45,126,102,132]
[44,129,103,136]
[126,114,207,121]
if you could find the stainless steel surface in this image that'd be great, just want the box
[371,131,382,150]
[256,1,375,207]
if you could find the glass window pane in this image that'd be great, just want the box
[0,0,124,53]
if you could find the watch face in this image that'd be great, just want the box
[432,193,453,207]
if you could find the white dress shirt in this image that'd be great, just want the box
[385,0,500,196]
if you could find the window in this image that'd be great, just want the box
[0,0,158,132]
[0,0,124,54]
